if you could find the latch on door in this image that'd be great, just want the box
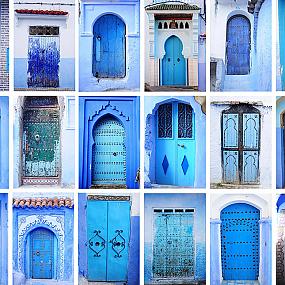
[178,143,185,148]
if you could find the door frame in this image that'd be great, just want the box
[25,226,58,280]
[160,35,188,86]
[151,207,196,281]
[221,104,261,184]
[226,14,251,75]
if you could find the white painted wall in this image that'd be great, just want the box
[210,96,272,188]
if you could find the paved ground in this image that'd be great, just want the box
[145,84,198,92]
[26,280,73,285]
[223,74,254,91]
[222,281,259,285]
[211,183,261,189]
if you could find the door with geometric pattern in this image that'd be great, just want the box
[153,208,195,278]
[222,104,260,184]
[155,102,195,186]
[220,203,260,280]
[87,196,130,281]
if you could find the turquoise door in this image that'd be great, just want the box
[153,209,195,278]
[30,228,54,279]
[93,14,126,78]
[162,36,186,86]
[155,102,195,186]
[87,197,131,281]
[92,115,126,188]
[221,203,260,280]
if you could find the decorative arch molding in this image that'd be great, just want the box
[211,194,270,219]
[226,10,252,23]
[92,12,127,32]
[17,214,65,280]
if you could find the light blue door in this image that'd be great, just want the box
[87,197,131,281]
[155,102,195,186]
[92,115,126,187]
[222,109,260,184]
[221,203,260,280]
[153,209,195,278]
[162,36,186,86]
[30,228,54,279]
[93,14,126,78]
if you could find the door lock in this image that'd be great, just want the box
[178,143,185,148]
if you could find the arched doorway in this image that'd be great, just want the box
[162,36,186,86]
[28,227,56,279]
[91,115,126,188]
[92,14,126,78]
[155,101,195,186]
[22,96,60,185]
[226,15,251,75]
[221,203,260,280]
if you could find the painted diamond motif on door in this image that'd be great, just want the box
[162,155,169,175]
[181,155,189,175]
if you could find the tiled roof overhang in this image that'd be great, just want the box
[13,197,74,208]
[15,9,68,15]
[145,1,200,11]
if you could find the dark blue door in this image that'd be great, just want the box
[87,197,130,281]
[155,102,195,186]
[30,228,54,279]
[93,14,126,78]
[92,115,126,187]
[226,15,250,75]
[153,209,195,278]
[221,203,260,280]
[162,36,186,85]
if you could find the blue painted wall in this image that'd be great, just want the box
[0,97,9,188]
[78,194,140,285]
[144,96,206,188]
[144,193,206,283]
[198,15,206,91]
[79,96,140,189]
[14,58,75,90]
[13,204,74,283]
[279,0,285,90]
[276,97,285,188]
[0,194,8,285]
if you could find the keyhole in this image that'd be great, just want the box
[167,58,170,62]
[177,58,180,62]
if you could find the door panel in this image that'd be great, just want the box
[93,14,126,78]
[227,15,250,75]
[23,108,60,178]
[153,210,195,278]
[162,36,186,86]
[28,36,60,88]
[223,150,239,183]
[242,151,259,183]
[243,113,259,148]
[87,198,130,282]
[155,102,195,186]
[92,115,126,187]
[223,114,239,148]
[221,203,260,280]
[30,228,54,279]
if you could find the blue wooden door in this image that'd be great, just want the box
[93,14,126,78]
[162,36,186,86]
[226,15,250,75]
[221,203,260,280]
[28,26,60,88]
[92,115,126,187]
[153,209,195,278]
[155,102,195,186]
[30,228,54,279]
[87,197,130,281]
[222,108,260,184]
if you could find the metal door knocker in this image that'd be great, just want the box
[113,152,117,156]
[35,134,40,142]
[177,58,180,62]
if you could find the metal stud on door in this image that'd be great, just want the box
[221,203,260,280]
[87,196,131,282]
[153,209,195,278]
[30,228,54,279]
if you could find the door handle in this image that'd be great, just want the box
[178,143,185,148]
[96,36,101,61]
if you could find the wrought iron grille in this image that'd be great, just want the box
[178,103,193,138]
[157,103,172,138]
[29,26,59,36]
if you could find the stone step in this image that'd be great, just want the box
[223,74,254,91]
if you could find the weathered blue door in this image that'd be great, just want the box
[87,196,130,281]
[222,105,260,184]
[226,15,251,75]
[153,209,195,278]
[93,14,126,78]
[92,115,126,187]
[30,228,54,279]
[221,203,260,280]
[162,36,186,86]
[22,97,60,184]
[28,26,60,88]
[155,102,195,186]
